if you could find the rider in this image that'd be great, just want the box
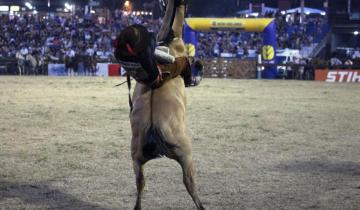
[113,0,191,89]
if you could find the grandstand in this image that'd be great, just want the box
[1,1,360,210]
[0,0,359,81]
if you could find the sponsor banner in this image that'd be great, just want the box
[108,64,121,76]
[185,18,274,32]
[315,69,360,83]
[96,63,109,77]
[48,64,66,76]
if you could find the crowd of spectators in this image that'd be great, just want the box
[1,10,330,62]
[0,8,343,77]
[0,9,162,67]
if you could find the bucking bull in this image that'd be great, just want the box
[113,0,205,209]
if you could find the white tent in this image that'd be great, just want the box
[286,7,325,15]
[236,9,251,15]
[263,7,278,13]
[236,7,278,15]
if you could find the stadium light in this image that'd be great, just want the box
[25,2,33,10]
[354,31,359,36]
[305,11,310,15]
[124,1,130,8]
[280,11,286,15]
[64,3,71,10]
[320,12,326,16]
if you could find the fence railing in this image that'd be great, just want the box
[0,58,18,75]
[202,58,257,79]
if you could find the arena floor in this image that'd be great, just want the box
[0,76,359,210]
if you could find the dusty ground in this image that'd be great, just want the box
[0,76,359,210]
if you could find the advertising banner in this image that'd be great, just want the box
[108,64,121,76]
[315,69,360,83]
[96,63,109,77]
[48,64,66,76]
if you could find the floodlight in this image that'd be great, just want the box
[25,2,33,10]
[65,3,71,10]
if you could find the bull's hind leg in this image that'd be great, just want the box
[133,159,146,210]
[170,136,205,210]
[132,138,147,210]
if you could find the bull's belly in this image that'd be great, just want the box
[130,76,187,139]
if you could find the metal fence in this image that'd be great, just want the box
[0,58,18,75]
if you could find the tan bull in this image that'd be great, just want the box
[128,1,206,210]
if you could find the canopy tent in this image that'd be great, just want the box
[263,7,278,13]
[236,9,251,15]
[236,7,278,15]
[286,7,325,15]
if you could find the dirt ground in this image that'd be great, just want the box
[0,76,359,210]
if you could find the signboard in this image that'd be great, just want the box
[48,64,66,76]
[108,64,121,76]
[0,6,9,12]
[10,5,20,12]
[96,63,109,77]
[315,69,360,83]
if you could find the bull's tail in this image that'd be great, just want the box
[143,126,177,159]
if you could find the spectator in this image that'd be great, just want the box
[344,58,353,67]
[330,54,343,67]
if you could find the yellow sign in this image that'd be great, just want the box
[185,18,274,32]
[262,45,275,60]
[186,44,196,57]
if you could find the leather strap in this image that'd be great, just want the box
[127,74,133,112]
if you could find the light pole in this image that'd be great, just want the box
[300,0,305,23]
